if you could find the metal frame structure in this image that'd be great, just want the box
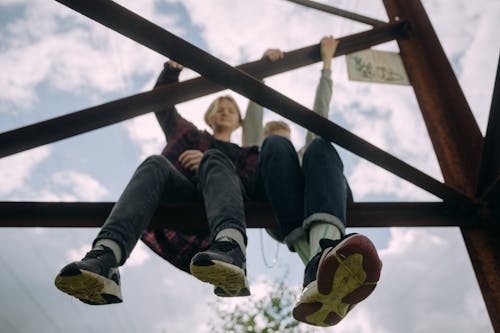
[0,0,497,330]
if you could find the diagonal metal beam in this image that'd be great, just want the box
[483,177,500,203]
[0,201,473,229]
[476,54,500,202]
[383,0,482,198]
[383,1,498,330]
[0,21,406,159]
[284,0,386,26]
[51,0,469,204]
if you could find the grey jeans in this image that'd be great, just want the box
[94,151,246,265]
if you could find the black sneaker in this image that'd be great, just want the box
[190,239,250,297]
[293,233,382,327]
[54,245,122,305]
[213,285,251,297]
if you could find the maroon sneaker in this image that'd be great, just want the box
[293,234,382,326]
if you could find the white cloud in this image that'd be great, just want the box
[0,146,50,196]
[455,2,500,134]
[174,0,383,64]
[349,160,439,201]
[0,0,25,5]
[124,113,166,160]
[66,244,91,262]
[419,0,499,134]
[123,242,151,268]
[34,189,78,202]
[51,170,109,201]
[0,0,182,111]
[7,169,109,201]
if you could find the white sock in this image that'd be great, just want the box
[309,222,341,259]
[215,228,246,255]
[94,239,122,264]
[291,234,310,265]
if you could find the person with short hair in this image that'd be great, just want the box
[242,37,355,267]
[263,120,291,140]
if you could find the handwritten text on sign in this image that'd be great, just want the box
[346,49,410,86]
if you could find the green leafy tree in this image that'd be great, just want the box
[208,276,316,333]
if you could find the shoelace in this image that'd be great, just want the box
[84,246,111,259]
[210,240,238,252]
[303,238,342,286]
[319,238,340,251]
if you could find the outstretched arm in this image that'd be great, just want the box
[154,60,196,143]
[242,49,284,147]
[242,100,264,147]
[304,36,339,147]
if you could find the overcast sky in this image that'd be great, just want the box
[0,0,498,332]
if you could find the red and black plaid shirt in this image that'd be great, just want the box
[141,64,259,273]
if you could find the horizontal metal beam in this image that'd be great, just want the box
[0,201,473,229]
[53,0,469,204]
[284,0,386,26]
[0,21,406,159]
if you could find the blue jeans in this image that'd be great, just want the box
[252,135,350,247]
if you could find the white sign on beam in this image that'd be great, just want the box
[346,49,410,86]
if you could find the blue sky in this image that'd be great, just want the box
[0,0,498,332]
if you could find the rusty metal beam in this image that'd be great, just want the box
[0,21,406,159]
[284,0,386,27]
[382,0,499,330]
[49,0,470,204]
[0,201,473,229]
[382,0,482,198]
[482,176,500,205]
[477,54,500,203]
[460,225,500,331]
[468,56,500,330]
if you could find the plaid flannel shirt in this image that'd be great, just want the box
[141,64,259,273]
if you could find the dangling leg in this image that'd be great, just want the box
[254,135,310,264]
[303,138,348,257]
[190,149,249,297]
[55,155,198,305]
[293,138,382,327]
